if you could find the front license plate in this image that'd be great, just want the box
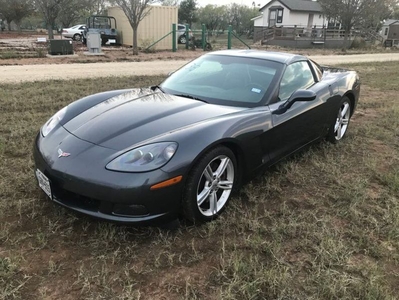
[35,169,52,200]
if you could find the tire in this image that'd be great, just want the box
[179,35,186,44]
[327,96,352,143]
[73,33,82,41]
[182,146,237,223]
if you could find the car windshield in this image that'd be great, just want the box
[160,54,283,108]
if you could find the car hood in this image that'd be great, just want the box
[63,89,244,150]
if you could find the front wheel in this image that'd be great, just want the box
[182,146,237,223]
[327,96,351,143]
[179,35,187,44]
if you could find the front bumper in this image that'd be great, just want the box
[33,129,183,224]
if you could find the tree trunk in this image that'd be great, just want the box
[48,23,54,40]
[343,27,350,49]
[6,19,12,31]
[132,25,139,55]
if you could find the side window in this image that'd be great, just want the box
[279,61,315,101]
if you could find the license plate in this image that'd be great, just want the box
[36,169,52,200]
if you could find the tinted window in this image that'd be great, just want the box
[279,61,315,101]
[161,54,283,108]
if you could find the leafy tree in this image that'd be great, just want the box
[178,0,197,27]
[0,0,33,31]
[225,3,258,35]
[318,0,398,47]
[197,4,225,32]
[113,0,163,55]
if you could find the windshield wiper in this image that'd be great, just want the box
[173,93,208,103]
[150,85,165,93]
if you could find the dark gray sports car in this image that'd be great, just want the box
[33,50,360,224]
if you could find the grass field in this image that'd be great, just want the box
[1,62,399,299]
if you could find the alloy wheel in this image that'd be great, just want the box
[196,155,234,217]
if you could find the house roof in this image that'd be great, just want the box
[251,15,263,21]
[260,0,322,13]
[383,19,399,26]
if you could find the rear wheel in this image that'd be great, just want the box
[327,96,351,143]
[73,33,82,41]
[182,146,237,223]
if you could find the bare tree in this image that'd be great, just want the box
[34,0,66,39]
[113,0,163,55]
[57,0,95,28]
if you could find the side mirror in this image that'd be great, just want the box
[273,89,316,115]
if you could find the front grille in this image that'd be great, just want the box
[52,186,101,212]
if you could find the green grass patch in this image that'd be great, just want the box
[1,63,399,299]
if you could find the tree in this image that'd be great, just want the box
[34,0,69,39]
[113,0,163,55]
[318,0,398,48]
[197,4,225,32]
[178,0,197,27]
[0,0,33,31]
[57,0,95,28]
[162,0,179,6]
[225,3,258,35]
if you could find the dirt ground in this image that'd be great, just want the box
[2,32,399,83]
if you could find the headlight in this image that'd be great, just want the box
[106,142,178,172]
[41,106,68,137]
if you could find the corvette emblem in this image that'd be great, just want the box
[58,149,70,158]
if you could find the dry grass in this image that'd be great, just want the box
[0,62,398,299]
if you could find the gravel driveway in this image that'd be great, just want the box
[1,53,399,84]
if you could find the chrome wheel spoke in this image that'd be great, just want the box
[337,124,342,138]
[215,158,230,178]
[341,104,349,118]
[342,118,349,125]
[203,165,214,182]
[334,120,340,132]
[218,180,233,190]
[209,192,218,215]
[197,187,211,206]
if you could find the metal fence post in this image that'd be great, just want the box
[185,23,190,49]
[172,23,177,52]
[202,24,206,51]
[228,25,232,49]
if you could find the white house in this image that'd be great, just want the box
[380,19,399,41]
[252,0,326,28]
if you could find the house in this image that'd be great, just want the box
[253,0,326,29]
[251,0,353,48]
[380,19,399,42]
[108,6,178,50]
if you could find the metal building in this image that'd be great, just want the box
[108,6,178,50]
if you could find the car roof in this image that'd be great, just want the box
[208,50,307,65]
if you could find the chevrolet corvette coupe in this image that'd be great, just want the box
[33,50,360,224]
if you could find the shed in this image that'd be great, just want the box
[108,6,178,50]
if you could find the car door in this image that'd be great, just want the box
[266,60,328,163]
